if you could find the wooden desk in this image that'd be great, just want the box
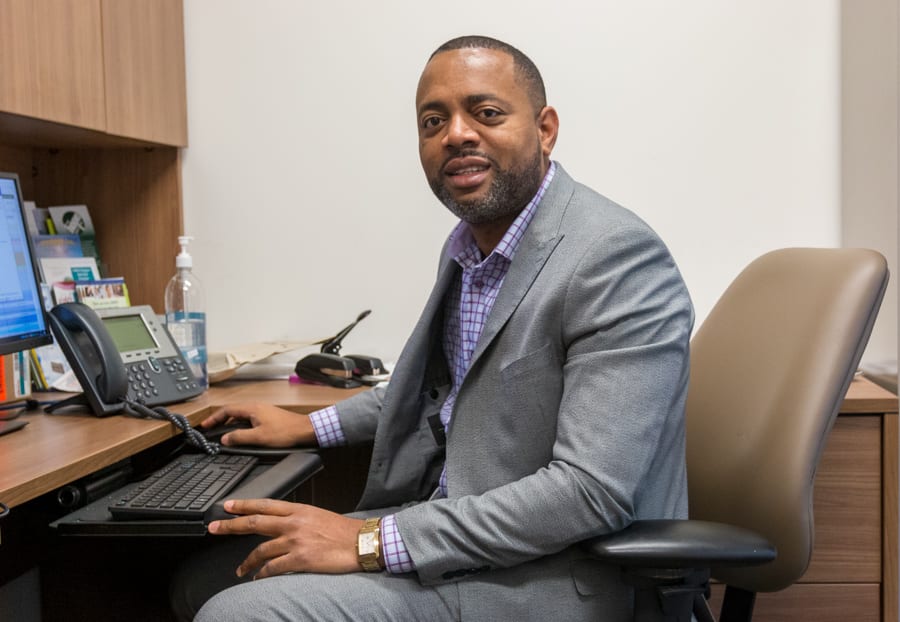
[0,377,895,622]
[0,380,364,509]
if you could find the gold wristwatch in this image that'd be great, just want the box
[357,517,382,571]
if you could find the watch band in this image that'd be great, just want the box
[357,517,382,572]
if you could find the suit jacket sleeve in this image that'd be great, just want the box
[331,384,387,442]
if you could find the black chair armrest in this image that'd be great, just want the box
[584,519,776,568]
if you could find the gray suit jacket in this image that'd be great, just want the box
[335,165,694,620]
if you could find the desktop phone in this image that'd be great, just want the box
[47,303,203,416]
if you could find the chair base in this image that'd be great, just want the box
[719,585,756,622]
[622,567,710,622]
[622,569,758,622]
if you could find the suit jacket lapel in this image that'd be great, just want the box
[468,165,575,366]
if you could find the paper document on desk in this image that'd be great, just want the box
[208,341,313,383]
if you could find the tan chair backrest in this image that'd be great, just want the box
[686,248,888,593]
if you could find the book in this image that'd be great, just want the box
[0,351,31,402]
[30,234,84,259]
[74,278,130,310]
[38,256,100,286]
[29,349,48,391]
[33,341,74,389]
[51,282,77,305]
[48,204,100,261]
[39,283,54,313]
[48,204,95,236]
[24,201,51,236]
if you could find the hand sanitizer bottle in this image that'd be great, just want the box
[164,236,207,389]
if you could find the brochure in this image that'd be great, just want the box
[74,278,131,310]
[38,256,100,285]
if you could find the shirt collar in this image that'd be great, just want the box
[447,161,557,264]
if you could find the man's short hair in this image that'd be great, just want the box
[430,36,547,114]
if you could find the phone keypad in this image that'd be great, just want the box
[126,362,159,401]
[125,357,200,405]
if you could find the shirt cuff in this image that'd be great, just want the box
[308,405,347,447]
[381,514,415,574]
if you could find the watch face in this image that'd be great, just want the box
[359,531,377,554]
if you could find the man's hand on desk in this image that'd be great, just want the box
[200,403,318,448]
[207,499,364,577]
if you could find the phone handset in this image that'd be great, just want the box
[46,302,129,416]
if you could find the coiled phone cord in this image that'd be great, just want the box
[122,398,221,455]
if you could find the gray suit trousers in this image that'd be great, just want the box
[181,534,460,622]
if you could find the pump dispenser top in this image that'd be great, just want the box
[176,235,194,270]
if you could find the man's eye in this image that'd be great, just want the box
[422,117,443,129]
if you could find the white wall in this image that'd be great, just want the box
[182,1,858,364]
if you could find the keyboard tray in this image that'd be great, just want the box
[50,451,323,536]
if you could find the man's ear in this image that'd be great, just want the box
[537,106,560,157]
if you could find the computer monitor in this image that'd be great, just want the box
[0,172,52,355]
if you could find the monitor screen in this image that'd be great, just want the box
[0,172,53,355]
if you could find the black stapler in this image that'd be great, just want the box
[294,310,388,388]
[294,352,359,388]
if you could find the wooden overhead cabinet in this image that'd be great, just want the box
[0,0,188,310]
[101,0,188,145]
[0,0,107,132]
[0,0,187,145]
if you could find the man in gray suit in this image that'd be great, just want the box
[175,35,693,621]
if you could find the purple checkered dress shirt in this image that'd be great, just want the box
[309,163,557,573]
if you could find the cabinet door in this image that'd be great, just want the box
[101,0,188,146]
[0,0,106,131]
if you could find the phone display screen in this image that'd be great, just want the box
[102,314,158,353]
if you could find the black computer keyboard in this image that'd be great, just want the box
[109,453,258,521]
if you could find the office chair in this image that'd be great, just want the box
[586,247,890,622]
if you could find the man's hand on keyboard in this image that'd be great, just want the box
[207,498,364,577]
[200,403,318,448]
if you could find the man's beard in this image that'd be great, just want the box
[429,148,544,225]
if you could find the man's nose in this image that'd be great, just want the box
[443,114,479,149]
